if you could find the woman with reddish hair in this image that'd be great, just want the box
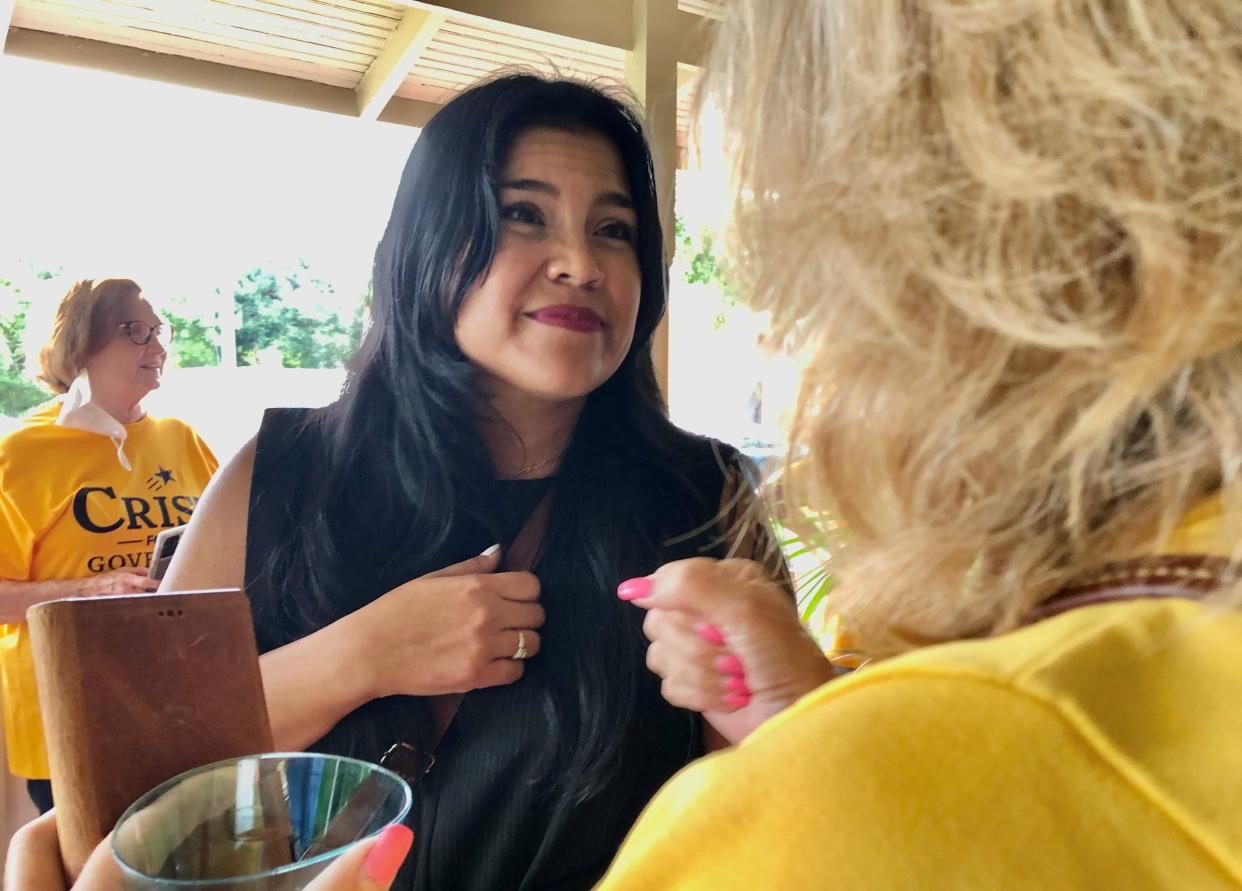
[0,278,216,813]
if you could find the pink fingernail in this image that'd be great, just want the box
[363,824,414,886]
[715,654,744,675]
[724,693,750,708]
[696,623,725,645]
[617,577,652,601]
[724,675,750,695]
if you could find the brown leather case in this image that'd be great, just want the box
[27,588,274,880]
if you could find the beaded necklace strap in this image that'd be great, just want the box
[1025,554,1238,624]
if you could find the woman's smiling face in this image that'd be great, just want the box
[84,296,168,404]
[454,127,642,407]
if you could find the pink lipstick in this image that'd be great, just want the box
[525,304,605,333]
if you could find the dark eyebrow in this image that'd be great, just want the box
[500,179,635,211]
[598,191,635,211]
[501,178,557,196]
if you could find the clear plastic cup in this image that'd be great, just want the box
[111,752,412,890]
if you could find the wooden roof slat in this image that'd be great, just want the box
[412,53,510,81]
[241,0,405,38]
[19,0,374,68]
[402,70,460,90]
[437,15,624,65]
[20,0,375,65]
[677,0,723,20]
[169,0,383,62]
[15,1,369,76]
[394,79,453,104]
[190,0,393,50]
[409,55,618,91]
[232,0,399,35]
[409,58,516,85]
[13,7,362,84]
[431,30,621,72]
[407,15,627,93]
[263,0,403,22]
[418,45,619,82]
[209,0,395,49]
[430,27,622,73]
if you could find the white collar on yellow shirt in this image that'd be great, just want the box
[55,375,132,471]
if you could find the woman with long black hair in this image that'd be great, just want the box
[161,74,781,890]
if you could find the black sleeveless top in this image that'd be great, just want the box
[244,408,741,890]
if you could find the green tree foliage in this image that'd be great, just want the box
[0,259,370,417]
[0,280,31,378]
[163,310,220,368]
[0,266,60,417]
[230,260,363,368]
[674,216,737,329]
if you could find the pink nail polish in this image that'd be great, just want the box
[363,824,414,886]
[724,692,750,708]
[617,577,652,601]
[724,675,750,695]
[696,623,725,645]
[715,654,744,675]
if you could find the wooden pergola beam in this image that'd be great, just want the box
[396,0,714,66]
[4,2,717,129]
[356,8,444,120]
[671,10,714,70]
[399,0,624,51]
[2,28,442,127]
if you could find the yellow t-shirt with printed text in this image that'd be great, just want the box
[0,401,218,778]
[598,495,1242,889]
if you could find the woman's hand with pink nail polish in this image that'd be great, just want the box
[724,674,750,695]
[695,622,727,646]
[617,577,652,601]
[631,557,838,744]
[642,606,747,715]
[4,775,416,891]
[304,823,414,891]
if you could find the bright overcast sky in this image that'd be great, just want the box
[0,53,418,314]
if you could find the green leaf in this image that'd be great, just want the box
[798,574,835,623]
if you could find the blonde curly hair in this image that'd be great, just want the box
[702,0,1242,655]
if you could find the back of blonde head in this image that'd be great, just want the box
[703,0,1242,654]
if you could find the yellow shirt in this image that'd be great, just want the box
[600,507,1242,889]
[0,401,218,778]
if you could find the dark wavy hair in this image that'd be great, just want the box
[255,74,730,804]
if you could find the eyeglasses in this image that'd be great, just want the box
[117,321,173,346]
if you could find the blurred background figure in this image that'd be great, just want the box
[0,278,217,814]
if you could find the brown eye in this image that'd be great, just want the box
[501,203,544,225]
[597,220,636,243]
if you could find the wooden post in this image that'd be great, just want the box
[0,0,14,54]
[625,0,680,401]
